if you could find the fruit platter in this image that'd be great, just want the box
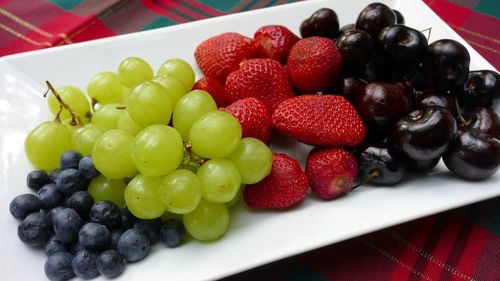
[0,0,499,280]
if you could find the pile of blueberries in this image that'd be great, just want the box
[9,151,185,281]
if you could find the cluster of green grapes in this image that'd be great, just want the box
[24,57,273,241]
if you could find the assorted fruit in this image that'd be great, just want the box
[8,2,500,280]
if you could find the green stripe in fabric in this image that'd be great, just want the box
[488,203,500,235]
[142,16,177,31]
[242,0,260,11]
[267,0,280,6]
[475,0,500,18]
[179,1,214,18]
[286,263,329,281]
[48,0,83,10]
[198,0,239,12]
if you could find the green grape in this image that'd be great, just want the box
[183,200,229,241]
[225,137,272,184]
[118,57,154,88]
[87,71,126,104]
[153,74,187,106]
[24,121,71,171]
[124,174,165,219]
[131,125,183,177]
[159,169,201,214]
[157,58,195,91]
[173,90,217,140]
[227,185,244,208]
[197,159,241,203]
[88,175,126,207]
[92,129,137,179]
[91,103,125,132]
[127,81,172,127]
[190,111,242,159]
[117,110,143,136]
[47,86,91,123]
[70,123,102,156]
[161,211,182,222]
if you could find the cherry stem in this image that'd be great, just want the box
[453,94,469,126]
[45,81,83,126]
[352,169,381,190]
[420,27,432,41]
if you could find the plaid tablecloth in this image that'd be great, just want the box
[1,1,499,280]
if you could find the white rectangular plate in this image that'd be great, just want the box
[0,0,499,280]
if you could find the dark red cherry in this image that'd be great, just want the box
[423,39,470,90]
[300,8,339,38]
[443,128,500,180]
[458,70,500,108]
[336,29,374,75]
[391,107,457,161]
[406,157,441,173]
[339,23,355,34]
[377,25,428,66]
[355,2,396,39]
[356,142,406,185]
[463,107,500,139]
[355,81,414,128]
[393,9,405,24]
[333,77,367,103]
[414,89,458,117]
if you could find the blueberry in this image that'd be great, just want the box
[49,168,61,183]
[78,156,100,180]
[70,241,84,254]
[89,201,121,230]
[55,168,86,195]
[53,208,83,243]
[27,170,51,192]
[160,219,185,248]
[65,191,94,218]
[38,183,64,209]
[117,229,150,262]
[78,222,111,250]
[120,206,137,229]
[109,228,124,250]
[44,252,74,281]
[96,249,126,278]
[133,219,162,244]
[60,150,83,170]
[71,249,99,279]
[9,194,42,220]
[18,211,52,246]
[48,206,66,224]
[45,235,70,257]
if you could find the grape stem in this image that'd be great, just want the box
[45,81,83,126]
[54,105,63,122]
[184,142,206,165]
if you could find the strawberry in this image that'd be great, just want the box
[306,147,358,199]
[254,25,300,64]
[194,32,259,82]
[287,36,342,92]
[243,153,309,209]
[225,58,295,112]
[272,94,366,146]
[222,97,272,144]
[193,76,226,107]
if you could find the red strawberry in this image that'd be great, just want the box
[222,97,271,144]
[244,153,309,209]
[272,94,366,146]
[193,77,226,107]
[225,58,295,112]
[254,25,300,64]
[287,36,342,92]
[194,32,259,82]
[306,147,358,199]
